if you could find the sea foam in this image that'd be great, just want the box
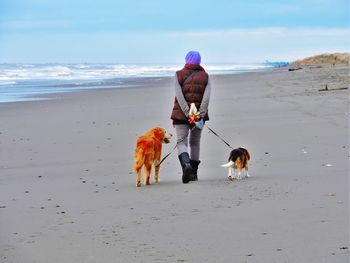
[0,63,272,83]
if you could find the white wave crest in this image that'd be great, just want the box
[0,81,16,85]
[0,63,271,83]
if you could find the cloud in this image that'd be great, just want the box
[0,19,71,30]
[165,27,350,62]
[0,27,349,63]
[167,27,350,38]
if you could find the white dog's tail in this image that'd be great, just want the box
[221,160,234,167]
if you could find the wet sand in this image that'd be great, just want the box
[0,65,348,262]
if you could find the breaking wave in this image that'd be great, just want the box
[0,63,273,83]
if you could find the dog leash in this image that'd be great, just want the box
[160,125,233,165]
[159,144,178,165]
[159,136,186,165]
[205,125,234,149]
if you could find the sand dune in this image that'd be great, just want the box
[293,52,349,65]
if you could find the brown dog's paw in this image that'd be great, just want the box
[136,182,142,187]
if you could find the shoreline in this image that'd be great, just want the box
[0,66,279,104]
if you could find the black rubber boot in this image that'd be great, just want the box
[178,152,194,184]
[190,160,200,181]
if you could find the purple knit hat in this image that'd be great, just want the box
[185,51,201,65]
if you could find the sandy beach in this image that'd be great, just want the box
[0,65,348,262]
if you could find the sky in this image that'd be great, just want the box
[0,0,349,63]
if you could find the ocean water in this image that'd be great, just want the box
[0,63,275,103]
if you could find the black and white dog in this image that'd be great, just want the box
[221,147,250,180]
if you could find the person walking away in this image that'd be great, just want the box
[170,51,211,183]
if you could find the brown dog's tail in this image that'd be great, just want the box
[133,146,145,172]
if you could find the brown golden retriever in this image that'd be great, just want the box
[133,127,172,187]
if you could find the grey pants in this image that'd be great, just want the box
[175,124,202,161]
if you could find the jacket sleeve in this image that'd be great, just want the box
[174,73,190,117]
[199,77,211,118]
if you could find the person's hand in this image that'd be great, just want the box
[188,112,201,124]
[195,118,204,130]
